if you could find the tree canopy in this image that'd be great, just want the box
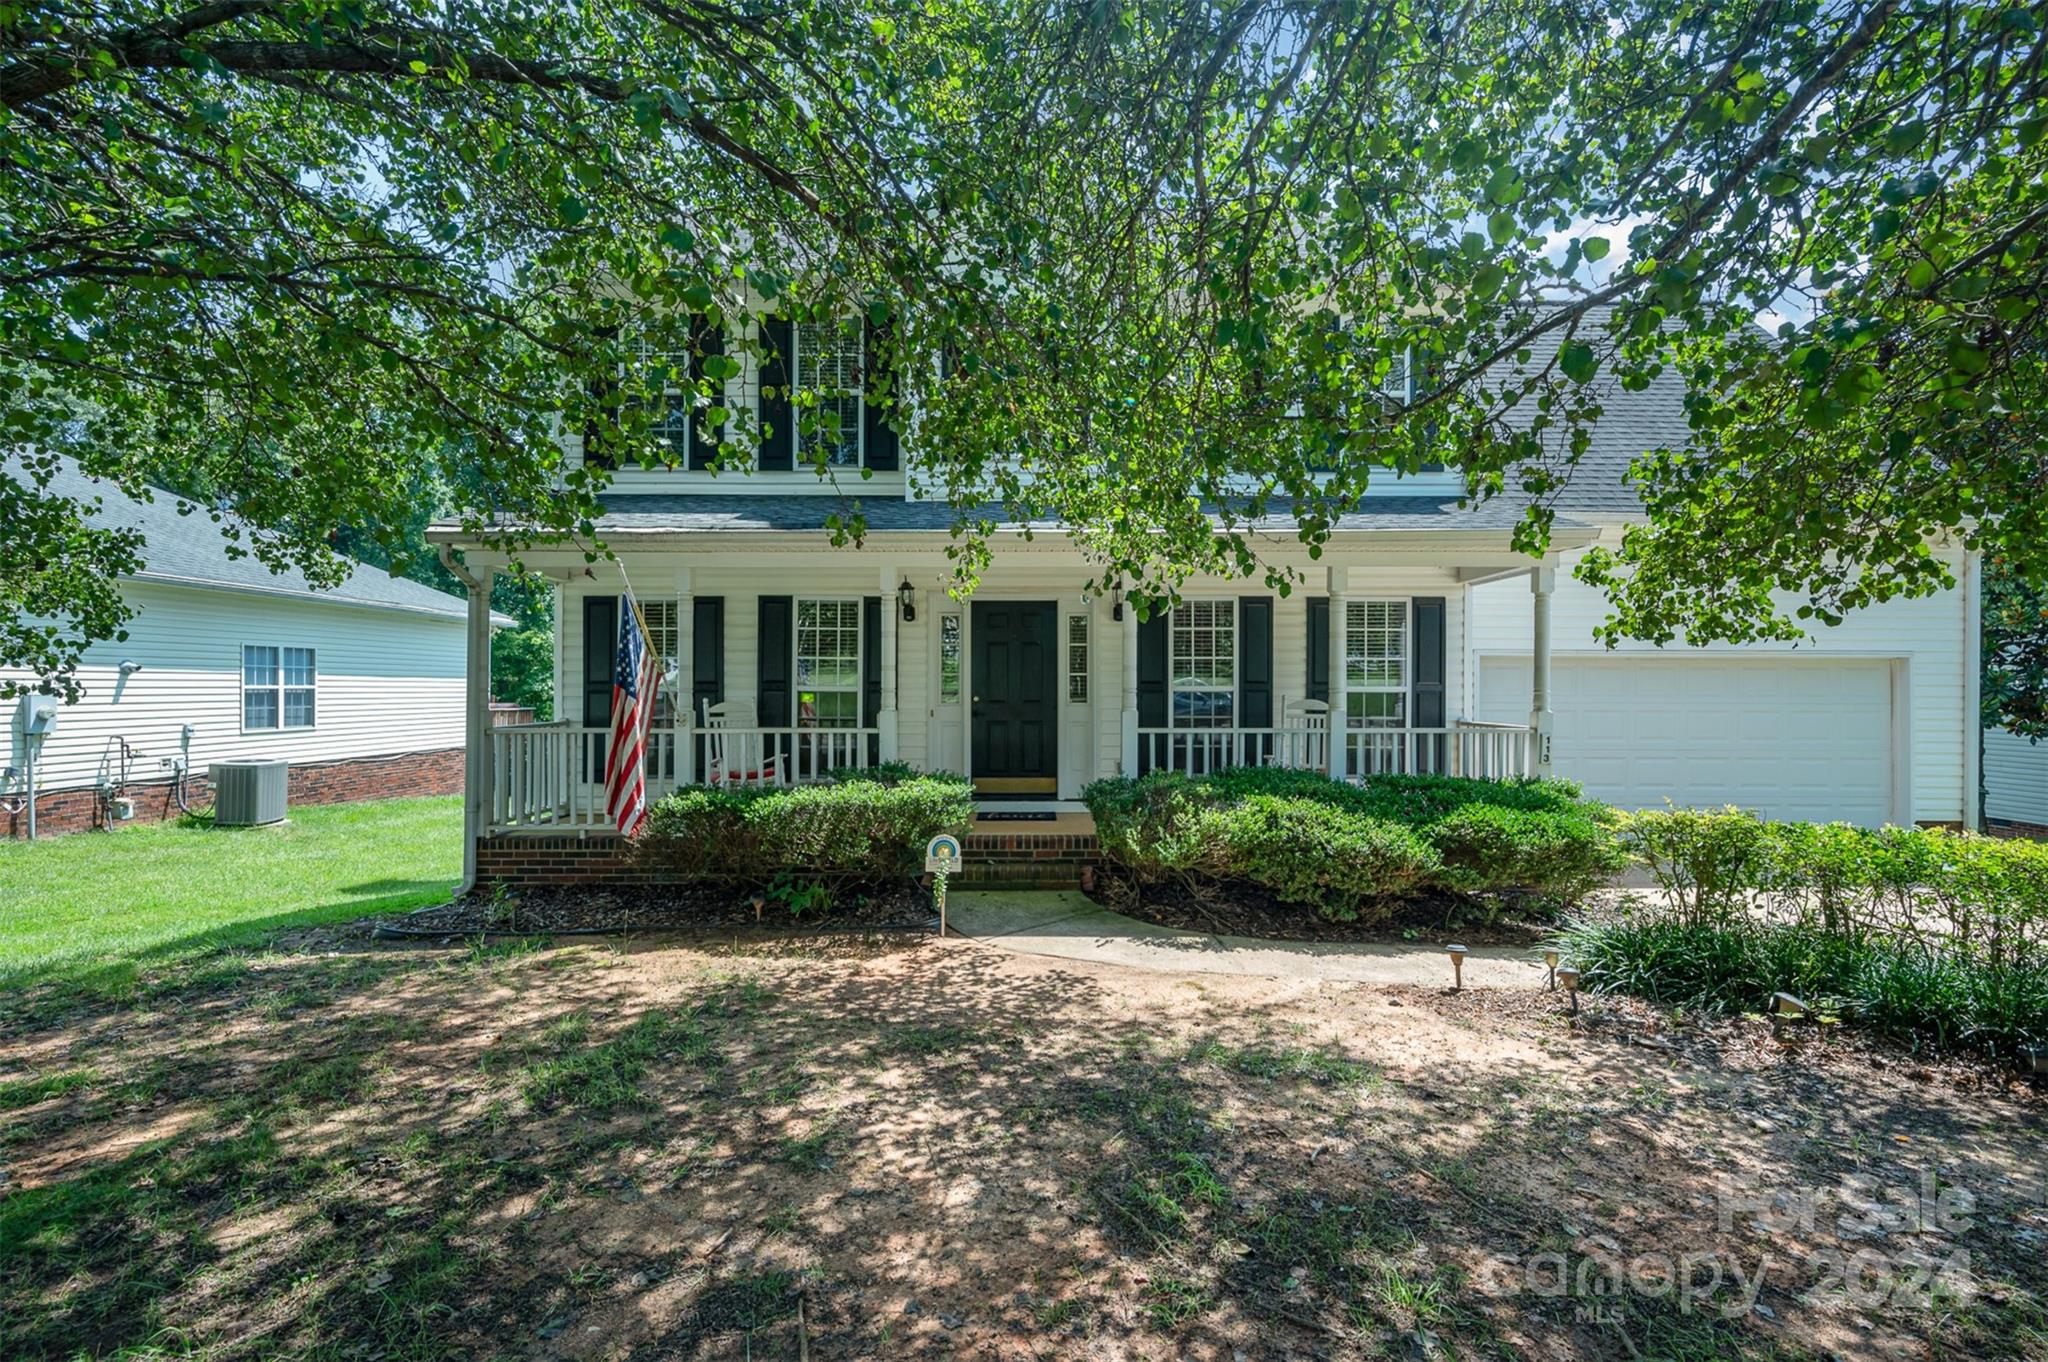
[4,0,2044,693]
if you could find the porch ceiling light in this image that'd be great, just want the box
[898,579,917,623]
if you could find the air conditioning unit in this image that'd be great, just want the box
[209,760,290,826]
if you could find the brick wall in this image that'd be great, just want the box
[1989,818,2048,842]
[473,827,1105,890]
[4,747,464,839]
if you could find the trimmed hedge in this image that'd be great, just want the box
[641,772,973,897]
[1084,767,1622,923]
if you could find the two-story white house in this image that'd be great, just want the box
[428,309,1982,889]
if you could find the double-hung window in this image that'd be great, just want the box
[630,325,698,463]
[795,598,862,729]
[243,645,315,730]
[1170,600,1235,728]
[1344,600,1407,728]
[794,318,864,467]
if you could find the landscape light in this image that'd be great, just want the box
[1557,965,1583,1017]
[1445,943,1469,992]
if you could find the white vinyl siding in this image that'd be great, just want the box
[3,582,466,796]
[1986,727,2048,826]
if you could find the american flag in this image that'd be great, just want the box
[604,590,661,836]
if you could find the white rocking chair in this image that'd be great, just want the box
[700,699,786,788]
[1273,697,1331,771]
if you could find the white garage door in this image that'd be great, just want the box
[1478,656,1896,824]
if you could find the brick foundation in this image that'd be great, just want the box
[5,747,465,839]
[1989,817,2048,841]
[956,830,1102,889]
[473,827,1105,891]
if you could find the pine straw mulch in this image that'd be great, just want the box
[383,878,936,937]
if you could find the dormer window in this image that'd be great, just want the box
[630,326,699,463]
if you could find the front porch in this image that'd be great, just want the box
[437,528,1578,887]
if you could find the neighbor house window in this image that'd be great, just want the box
[1344,600,1407,728]
[1171,600,1234,728]
[795,598,862,728]
[938,612,962,703]
[243,645,315,730]
[1067,614,1090,703]
[795,317,864,467]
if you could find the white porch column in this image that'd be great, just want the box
[1327,568,1349,782]
[1120,599,1140,775]
[1530,562,1556,777]
[441,548,496,895]
[674,565,694,784]
[878,566,900,761]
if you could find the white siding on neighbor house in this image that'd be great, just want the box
[1467,544,1972,824]
[2,581,468,796]
[558,551,1476,796]
[1986,727,2048,826]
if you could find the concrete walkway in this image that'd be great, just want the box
[946,890,1548,987]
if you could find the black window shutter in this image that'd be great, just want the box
[1412,597,1447,729]
[687,313,724,470]
[582,596,618,727]
[1136,614,1168,730]
[862,317,900,471]
[757,595,793,726]
[1239,597,1273,730]
[861,595,883,764]
[1306,598,1330,704]
[860,597,883,727]
[690,596,724,723]
[757,317,794,471]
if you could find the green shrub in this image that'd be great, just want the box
[1555,912,2048,1063]
[829,761,968,786]
[1212,796,1439,922]
[1426,804,1627,911]
[1765,820,1879,936]
[641,775,973,903]
[1619,805,1776,925]
[1082,774,1219,883]
[1082,768,1617,917]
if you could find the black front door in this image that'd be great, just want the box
[971,601,1059,793]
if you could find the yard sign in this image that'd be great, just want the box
[925,834,963,936]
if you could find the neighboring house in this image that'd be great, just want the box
[4,455,510,838]
[1986,726,2048,838]
[426,308,1981,889]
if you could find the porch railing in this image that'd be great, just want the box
[1138,719,1531,781]
[486,722,878,832]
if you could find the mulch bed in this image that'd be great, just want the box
[1088,871,1560,947]
[385,879,936,936]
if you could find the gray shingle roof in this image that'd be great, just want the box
[16,453,497,624]
[586,491,1585,535]
[1491,308,1693,515]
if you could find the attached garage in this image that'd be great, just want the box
[1477,655,1900,825]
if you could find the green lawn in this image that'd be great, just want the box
[0,796,460,991]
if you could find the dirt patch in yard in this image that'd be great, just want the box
[1,924,2043,1360]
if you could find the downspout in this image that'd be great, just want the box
[439,545,493,895]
